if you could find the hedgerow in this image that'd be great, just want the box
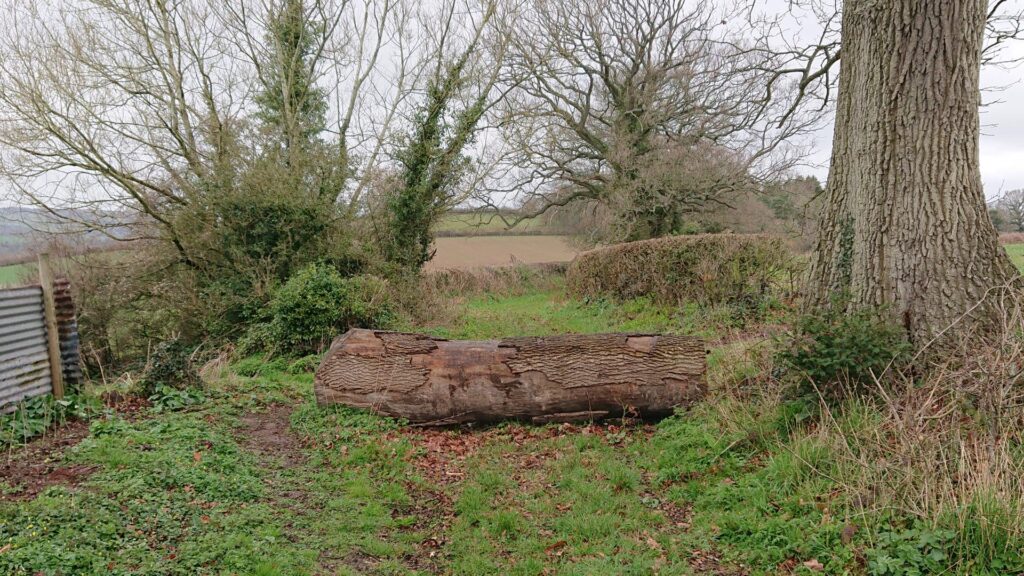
[566,234,792,307]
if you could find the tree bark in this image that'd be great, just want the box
[810,0,1020,349]
[314,329,706,425]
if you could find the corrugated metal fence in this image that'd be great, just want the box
[54,279,83,388]
[0,269,81,411]
[0,285,52,407]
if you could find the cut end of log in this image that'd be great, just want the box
[315,329,707,425]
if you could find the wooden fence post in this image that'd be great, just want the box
[38,253,64,400]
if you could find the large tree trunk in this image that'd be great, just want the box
[810,0,1019,349]
[314,329,706,425]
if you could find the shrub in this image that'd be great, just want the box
[68,250,191,377]
[777,306,910,398]
[177,172,368,340]
[266,264,394,355]
[998,232,1024,245]
[287,355,321,374]
[421,263,568,297]
[139,339,201,397]
[566,234,792,308]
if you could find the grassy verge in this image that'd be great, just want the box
[2,283,1020,574]
[409,283,778,342]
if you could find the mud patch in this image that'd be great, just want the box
[1,419,93,501]
[1,394,154,501]
[237,404,305,468]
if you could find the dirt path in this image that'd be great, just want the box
[235,405,309,520]
[236,405,343,570]
[237,404,305,468]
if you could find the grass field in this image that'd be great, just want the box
[1004,243,1024,273]
[413,287,748,342]
[0,288,854,575]
[0,263,31,287]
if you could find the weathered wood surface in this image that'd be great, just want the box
[314,329,706,425]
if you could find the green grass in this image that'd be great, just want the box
[0,369,422,575]
[0,360,854,575]
[0,263,31,286]
[1004,243,1024,273]
[414,288,755,340]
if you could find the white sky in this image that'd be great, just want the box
[978,46,1024,196]
[795,20,1024,198]
[2,1,1023,206]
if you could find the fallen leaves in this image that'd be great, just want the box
[802,558,825,571]
[544,540,567,557]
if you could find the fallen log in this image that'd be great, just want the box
[314,329,706,425]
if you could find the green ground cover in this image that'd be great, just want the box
[434,212,548,235]
[0,283,1015,575]
[0,360,853,575]
[414,290,740,340]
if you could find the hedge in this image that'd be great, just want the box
[566,234,791,307]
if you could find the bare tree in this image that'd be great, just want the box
[996,189,1024,232]
[0,0,445,256]
[0,0,251,262]
[477,0,821,241]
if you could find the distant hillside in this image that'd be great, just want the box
[0,206,133,264]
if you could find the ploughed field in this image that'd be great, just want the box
[425,236,579,270]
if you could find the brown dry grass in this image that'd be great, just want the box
[998,232,1024,245]
[708,292,1024,570]
[421,262,567,297]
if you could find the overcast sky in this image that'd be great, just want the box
[2,2,1023,208]
[799,39,1024,198]
[978,43,1024,196]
